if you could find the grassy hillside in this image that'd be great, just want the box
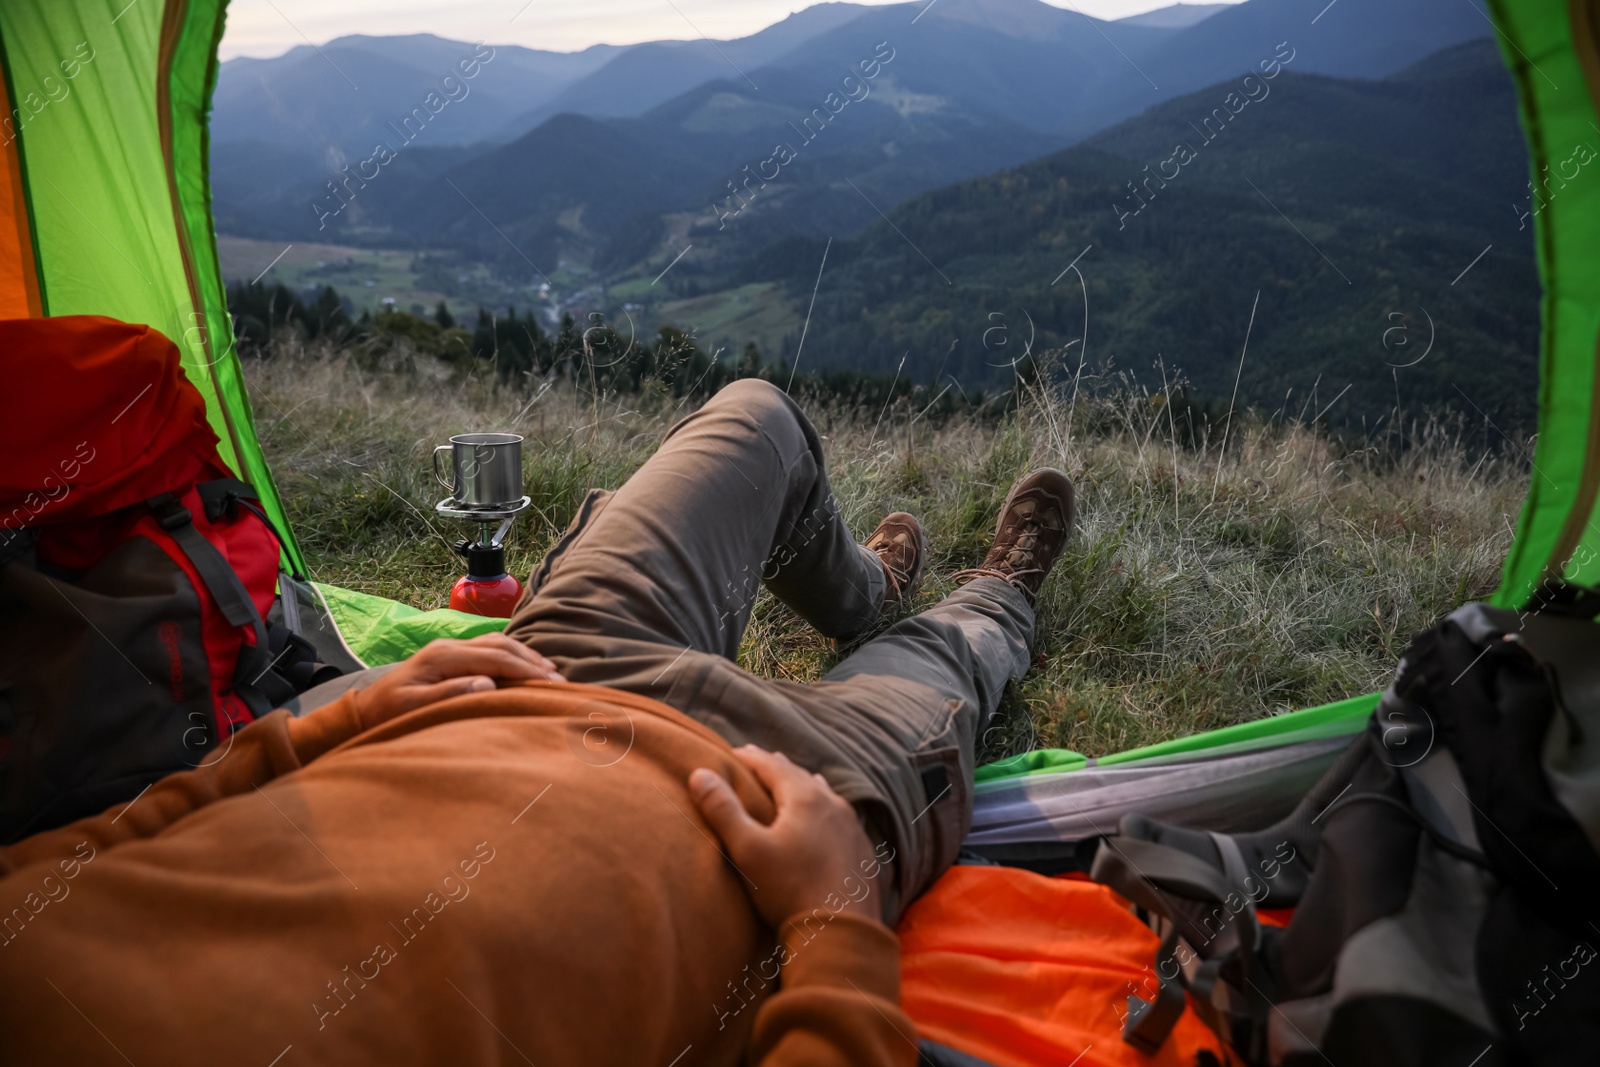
[216,237,461,318]
[649,282,801,359]
[247,339,1524,759]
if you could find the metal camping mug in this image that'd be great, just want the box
[432,432,524,508]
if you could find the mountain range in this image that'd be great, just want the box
[211,3,876,150]
[212,0,1491,266]
[738,38,1537,428]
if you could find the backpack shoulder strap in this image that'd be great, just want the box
[148,492,266,637]
[1090,834,1272,1056]
[149,492,289,713]
[148,491,330,716]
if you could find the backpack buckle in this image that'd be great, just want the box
[148,494,194,531]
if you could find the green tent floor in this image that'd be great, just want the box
[318,582,514,668]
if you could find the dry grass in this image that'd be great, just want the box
[246,339,1527,758]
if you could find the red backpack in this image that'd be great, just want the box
[0,316,339,841]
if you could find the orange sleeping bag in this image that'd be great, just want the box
[898,865,1234,1067]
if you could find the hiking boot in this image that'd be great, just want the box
[954,468,1074,602]
[864,511,925,615]
[830,511,925,651]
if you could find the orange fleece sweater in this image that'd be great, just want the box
[0,682,917,1066]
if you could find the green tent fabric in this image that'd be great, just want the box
[1489,0,1600,607]
[0,0,1594,781]
[974,690,1380,782]
[0,0,302,576]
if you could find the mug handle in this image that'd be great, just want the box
[432,445,456,497]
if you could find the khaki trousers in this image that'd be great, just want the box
[505,379,1035,919]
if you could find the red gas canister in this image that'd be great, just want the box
[449,539,523,618]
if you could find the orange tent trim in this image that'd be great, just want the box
[0,52,43,319]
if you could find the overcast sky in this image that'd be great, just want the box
[218,0,1244,59]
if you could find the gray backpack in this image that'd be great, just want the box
[1091,586,1600,1065]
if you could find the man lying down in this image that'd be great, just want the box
[0,380,1074,1066]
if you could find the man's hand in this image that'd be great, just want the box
[353,634,564,724]
[689,746,885,927]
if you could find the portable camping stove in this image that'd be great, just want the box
[434,495,531,617]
